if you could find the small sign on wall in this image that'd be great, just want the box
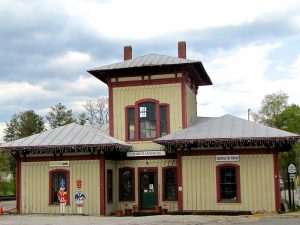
[49,161,70,167]
[216,155,240,162]
[127,151,166,157]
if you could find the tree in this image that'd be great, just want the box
[4,110,45,142]
[83,96,109,124]
[252,92,289,127]
[0,151,10,173]
[3,114,20,142]
[76,112,88,125]
[46,103,76,129]
[0,151,11,195]
[252,92,300,175]
[277,104,300,134]
[2,110,45,193]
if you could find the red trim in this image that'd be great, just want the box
[17,155,100,162]
[159,103,170,136]
[177,152,183,211]
[273,152,281,212]
[16,159,21,214]
[100,154,105,215]
[181,74,187,129]
[16,155,176,162]
[108,83,114,137]
[216,163,241,203]
[49,169,70,205]
[135,99,159,141]
[162,166,178,201]
[119,167,135,202]
[125,105,135,141]
[117,155,177,160]
[180,148,276,156]
[111,77,182,88]
[125,99,170,142]
[138,167,158,209]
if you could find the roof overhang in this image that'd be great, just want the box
[0,143,132,156]
[88,62,212,87]
[154,136,299,151]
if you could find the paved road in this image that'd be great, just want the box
[242,217,299,225]
[0,214,299,225]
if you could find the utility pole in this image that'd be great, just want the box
[248,109,251,121]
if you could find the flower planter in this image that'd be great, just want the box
[115,210,123,217]
[161,208,168,214]
[132,205,140,214]
[155,206,162,214]
[124,208,132,216]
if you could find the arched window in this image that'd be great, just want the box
[216,164,241,203]
[125,99,170,141]
[139,102,156,139]
[49,169,70,205]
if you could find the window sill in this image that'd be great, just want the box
[126,138,157,142]
[217,200,241,204]
[118,200,135,203]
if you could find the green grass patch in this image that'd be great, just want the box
[0,179,16,196]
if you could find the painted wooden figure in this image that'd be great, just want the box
[74,188,86,214]
[57,187,67,214]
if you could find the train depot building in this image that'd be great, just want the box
[1,42,299,216]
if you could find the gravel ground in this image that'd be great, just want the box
[0,201,16,213]
[1,201,299,225]
[0,214,263,225]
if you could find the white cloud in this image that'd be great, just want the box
[0,81,54,104]
[64,0,300,39]
[63,75,106,94]
[0,122,5,143]
[197,43,300,119]
[49,51,92,70]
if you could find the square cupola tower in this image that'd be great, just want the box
[88,42,212,146]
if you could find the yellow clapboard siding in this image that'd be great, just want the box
[113,83,182,146]
[21,160,100,215]
[182,154,275,212]
[186,85,197,126]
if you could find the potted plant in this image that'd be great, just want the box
[162,202,168,214]
[132,205,140,214]
[123,202,132,216]
[115,209,123,217]
[155,205,162,214]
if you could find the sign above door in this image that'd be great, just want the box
[127,151,166,157]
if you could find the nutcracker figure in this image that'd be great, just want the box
[57,179,68,214]
[74,188,86,214]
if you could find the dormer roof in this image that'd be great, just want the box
[88,54,212,86]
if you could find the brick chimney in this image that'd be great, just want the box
[178,41,186,59]
[124,46,132,60]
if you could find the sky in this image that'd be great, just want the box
[1,0,300,141]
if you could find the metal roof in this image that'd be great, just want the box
[155,114,300,149]
[0,123,130,153]
[84,123,109,134]
[89,54,197,71]
[88,54,212,86]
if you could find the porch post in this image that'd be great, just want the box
[177,151,183,211]
[273,151,281,212]
[100,154,106,215]
[16,158,21,214]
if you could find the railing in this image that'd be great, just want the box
[0,195,16,201]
